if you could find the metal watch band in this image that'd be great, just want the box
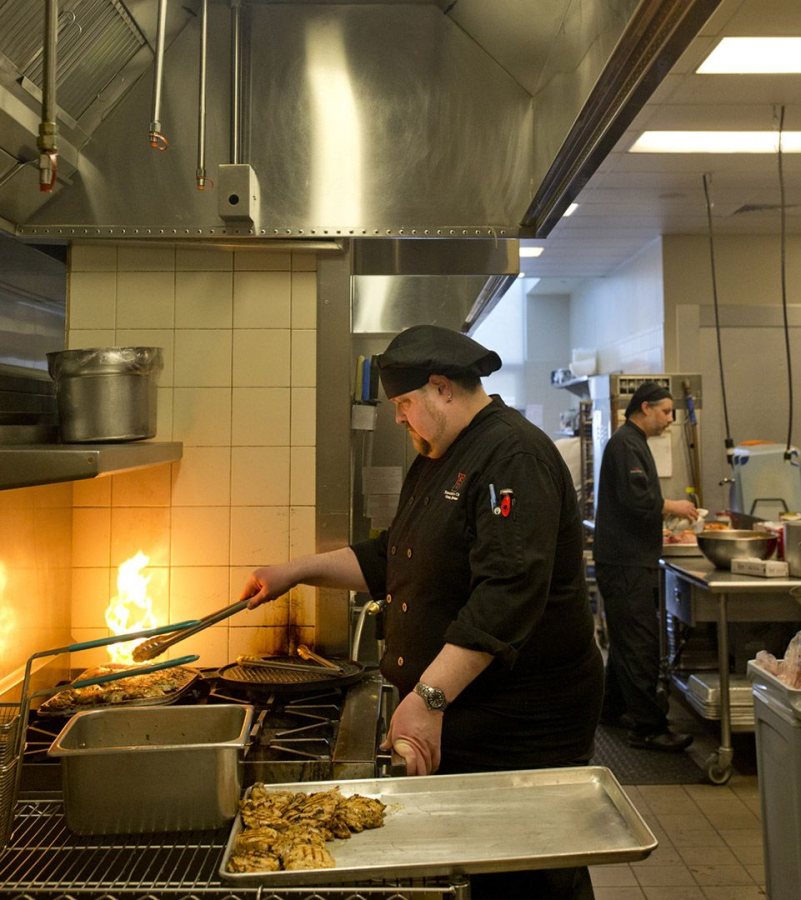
[413,681,448,711]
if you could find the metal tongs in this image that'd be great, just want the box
[132,599,250,662]
[296,644,345,674]
[236,654,340,675]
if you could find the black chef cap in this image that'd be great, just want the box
[377,325,502,399]
[625,381,673,419]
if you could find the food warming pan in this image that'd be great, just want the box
[48,703,254,835]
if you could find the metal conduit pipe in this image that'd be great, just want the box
[196,0,209,189]
[148,0,169,150]
[230,0,242,165]
[37,0,58,191]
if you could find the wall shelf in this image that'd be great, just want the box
[0,442,183,490]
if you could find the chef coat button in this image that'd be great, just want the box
[390,545,397,555]
[397,656,404,666]
[386,594,392,605]
[423,496,430,506]
[406,548,413,558]
[402,602,408,612]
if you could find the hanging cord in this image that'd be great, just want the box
[776,105,795,459]
[702,173,735,467]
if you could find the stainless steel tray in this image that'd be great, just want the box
[661,542,703,557]
[220,767,657,885]
[687,673,754,707]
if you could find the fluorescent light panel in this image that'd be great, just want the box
[630,131,801,153]
[698,37,801,74]
[519,246,544,258]
[563,203,579,217]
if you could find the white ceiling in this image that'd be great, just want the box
[520,0,801,291]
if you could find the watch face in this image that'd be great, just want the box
[428,691,446,709]
[416,682,447,710]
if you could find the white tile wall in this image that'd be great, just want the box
[66,245,318,667]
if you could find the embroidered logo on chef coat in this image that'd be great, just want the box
[444,471,466,501]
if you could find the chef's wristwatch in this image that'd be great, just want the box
[413,681,448,711]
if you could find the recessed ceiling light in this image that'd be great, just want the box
[698,37,801,74]
[563,203,579,217]
[519,246,544,258]
[629,131,801,153]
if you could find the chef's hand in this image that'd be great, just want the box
[664,499,699,521]
[239,565,294,609]
[380,691,443,776]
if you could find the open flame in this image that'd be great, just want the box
[105,551,157,664]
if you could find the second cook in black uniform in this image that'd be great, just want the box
[240,325,604,900]
[594,380,698,752]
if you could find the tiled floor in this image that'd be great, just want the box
[589,704,767,900]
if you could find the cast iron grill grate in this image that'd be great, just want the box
[220,659,363,687]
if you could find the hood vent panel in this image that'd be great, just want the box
[0,0,146,123]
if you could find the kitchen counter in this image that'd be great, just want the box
[660,558,801,783]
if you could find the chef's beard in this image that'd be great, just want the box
[410,431,433,456]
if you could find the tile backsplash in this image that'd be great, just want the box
[0,244,320,693]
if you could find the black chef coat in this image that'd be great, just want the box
[594,419,664,569]
[351,396,603,769]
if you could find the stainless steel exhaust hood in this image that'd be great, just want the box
[13,3,536,240]
[0,0,721,329]
[351,238,519,333]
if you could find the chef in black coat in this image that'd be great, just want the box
[594,380,698,751]
[241,325,603,900]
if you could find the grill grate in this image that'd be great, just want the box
[1,801,462,898]
[221,659,363,687]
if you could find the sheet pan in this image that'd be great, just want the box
[220,766,657,886]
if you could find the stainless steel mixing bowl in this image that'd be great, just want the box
[696,529,778,569]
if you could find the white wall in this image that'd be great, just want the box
[474,278,572,436]
[570,238,665,373]
[473,277,527,408]
[65,243,319,668]
[665,234,801,513]
[526,290,571,435]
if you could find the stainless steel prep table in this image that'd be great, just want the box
[660,558,801,784]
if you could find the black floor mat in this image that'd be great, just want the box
[590,723,706,785]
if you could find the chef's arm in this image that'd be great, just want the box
[381,643,493,776]
[240,547,369,608]
[419,643,494,701]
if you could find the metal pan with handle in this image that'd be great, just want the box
[21,621,202,721]
[35,654,202,717]
[219,656,365,694]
